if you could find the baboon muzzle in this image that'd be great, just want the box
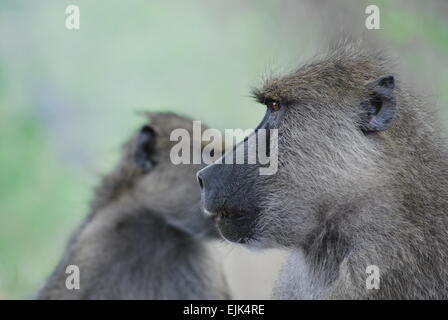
[197,162,261,243]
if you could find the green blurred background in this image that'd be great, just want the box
[0,0,447,299]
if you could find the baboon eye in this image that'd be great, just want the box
[267,101,281,112]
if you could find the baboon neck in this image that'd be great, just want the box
[387,100,448,213]
[99,201,200,245]
[302,206,353,286]
[389,137,448,218]
[89,161,141,214]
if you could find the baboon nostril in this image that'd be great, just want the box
[197,174,204,189]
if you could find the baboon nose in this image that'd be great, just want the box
[197,164,223,195]
[197,165,214,191]
[197,171,204,190]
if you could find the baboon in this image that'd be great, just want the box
[198,42,448,299]
[36,112,229,299]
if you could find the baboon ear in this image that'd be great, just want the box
[360,75,397,132]
[134,125,157,171]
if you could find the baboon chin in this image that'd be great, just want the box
[36,112,229,300]
[199,42,448,299]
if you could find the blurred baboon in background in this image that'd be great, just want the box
[198,42,448,299]
[36,112,229,299]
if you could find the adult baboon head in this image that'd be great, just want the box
[93,112,218,238]
[198,43,430,248]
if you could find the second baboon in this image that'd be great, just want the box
[198,42,448,299]
[36,112,229,299]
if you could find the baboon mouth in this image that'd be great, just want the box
[215,210,248,221]
[213,210,256,244]
[204,206,248,221]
